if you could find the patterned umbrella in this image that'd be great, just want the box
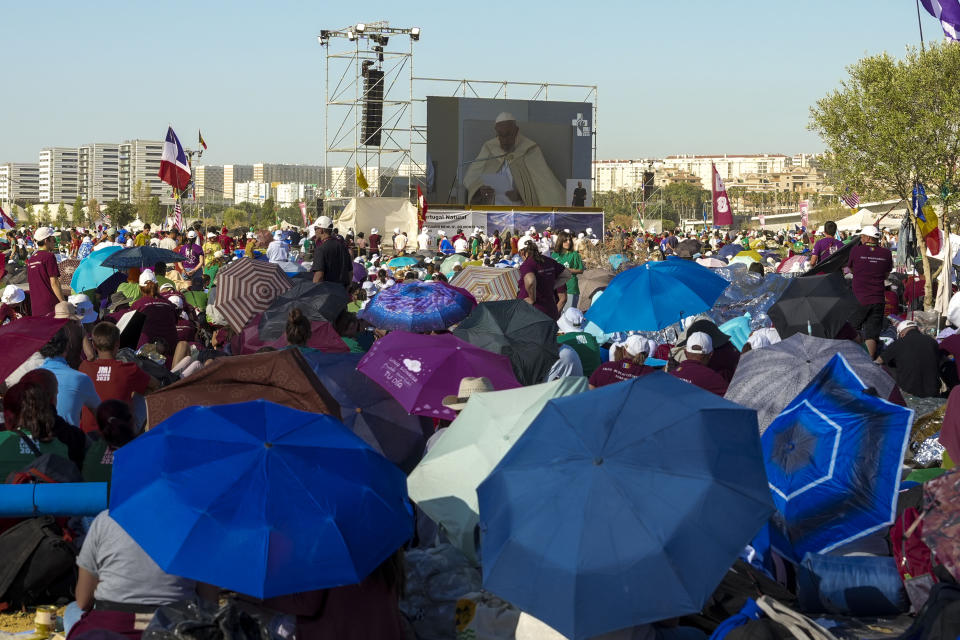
[359,281,476,332]
[57,259,81,290]
[696,257,727,269]
[450,266,519,303]
[100,247,185,269]
[922,469,960,582]
[214,258,291,332]
[776,255,809,273]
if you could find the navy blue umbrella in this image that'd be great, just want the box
[101,246,185,269]
[762,353,913,561]
[477,373,774,639]
[300,351,434,473]
[718,243,743,259]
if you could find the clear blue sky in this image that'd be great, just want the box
[2,0,942,164]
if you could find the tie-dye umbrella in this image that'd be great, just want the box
[359,281,476,332]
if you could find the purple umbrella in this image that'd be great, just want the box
[359,281,477,332]
[357,331,520,420]
[353,261,368,283]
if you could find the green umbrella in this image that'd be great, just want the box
[440,254,468,277]
[407,376,588,560]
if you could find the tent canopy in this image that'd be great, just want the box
[833,209,902,232]
[335,197,417,240]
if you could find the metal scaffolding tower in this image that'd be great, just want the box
[318,22,422,201]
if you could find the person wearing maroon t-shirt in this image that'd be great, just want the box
[26,226,66,317]
[78,322,158,433]
[847,225,892,358]
[131,270,180,368]
[670,332,729,396]
[809,220,844,269]
[368,227,381,256]
[588,335,658,388]
[516,237,567,321]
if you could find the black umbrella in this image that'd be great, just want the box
[258,281,348,341]
[101,247,185,269]
[803,237,859,276]
[452,300,559,386]
[768,272,859,340]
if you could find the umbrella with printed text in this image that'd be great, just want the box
[357,331,520,421]
[478,373,775,639]
[110,400,414,598]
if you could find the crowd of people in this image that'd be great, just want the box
[0,208,957,640]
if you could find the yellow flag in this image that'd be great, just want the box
[355,164,369,191]
[917,204,939,238]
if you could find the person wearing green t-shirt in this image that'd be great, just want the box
[551,230,585,311]
[556,307,601,377]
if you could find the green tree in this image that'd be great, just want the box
[71,197,84,226]
[261,198,276,227]
[104,200,136,228]
[25,204,36,226]
[39,203,51,223]
[146,196,163,226]
[87,198,99,228]
[132,180,153,223]
[223,207,252,229]
[56,202,69,228]
[810,42,960,308]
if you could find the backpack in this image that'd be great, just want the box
[7,452,83,485]
[897,583,960,640]
[682,560,798,633]
[0,516,77,610]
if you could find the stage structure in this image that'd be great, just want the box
[318,22,423,201]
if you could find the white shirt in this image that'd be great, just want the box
[159,237,177,250]
[454,237,469,253]
[93,240,121,252]
[394,234,408,251]
[417,233,430,252]
[266,240,289,263]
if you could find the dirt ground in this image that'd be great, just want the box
[0,606,65,634]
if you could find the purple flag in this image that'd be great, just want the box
[921,0,960,41]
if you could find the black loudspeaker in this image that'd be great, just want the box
[362,69,384,147]
[642,171,655,200]
[316,198,324,214]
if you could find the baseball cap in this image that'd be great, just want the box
[897,320,918,333]
[686,331,714,354]
[168,295,184,309]
[187,230,197,239]
[138,270,157,286]
[860,225,881,238]
[34,227,55,242]
[371,227,379,234]
[316,216,333,229]
[207,232,216,238]
[622,335,650,357]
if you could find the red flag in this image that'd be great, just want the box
[711,164,733,227]
[417,185,428,231]
[298,202,308,226]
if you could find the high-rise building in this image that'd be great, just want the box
[593,159,660,193]
[253,163,324,185]
[0,163,40,204]
[274,183,317,206]
[234,181,271,204]
[78,143,121,203]
[194,165,224,201]
[39,147,80,203]
[119,140,173,205]
[223,165,254,201]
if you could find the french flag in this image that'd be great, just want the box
[0,205,15,230]
[158,126,192,191]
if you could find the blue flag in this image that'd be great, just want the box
[913,182,928,222]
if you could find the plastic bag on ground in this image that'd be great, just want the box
[401,543,482,640]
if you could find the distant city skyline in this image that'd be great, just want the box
[1,1,941,165]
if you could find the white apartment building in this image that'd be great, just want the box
[234,181,272,204]
[662,154,790,190]
[194,165,224,201]
[223,165,254,201]
[593,159,660,193]
[119,139,173,205]
[39,147,80,203]
[328,165,380,197]
[0,163,40,204]
[78,143,121,203]
[274,183,318,206]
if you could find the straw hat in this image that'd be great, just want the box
[441,377,495,411]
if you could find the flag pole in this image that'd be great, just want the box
[916,0,926,50]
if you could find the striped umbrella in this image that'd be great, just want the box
[450,266,519,303]
[214,258,292,332]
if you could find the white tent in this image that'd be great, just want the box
[833,209,903,232]
[335,197,417,241]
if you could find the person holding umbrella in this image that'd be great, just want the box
[847,225,892,359]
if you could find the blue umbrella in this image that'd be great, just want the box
[584,258,729,332]
[762,353,913,561]
[359,281,477,332]
[300,351,434,473]
[718,243,742,259]
[109,400,413,599]
[70,245,123,292]
[387,256,418,268]
[101,246,185,269]
[477,373,774,639]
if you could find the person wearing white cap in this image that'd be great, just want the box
[877,319,941,397]
[266,229,289,264]
[847,223,892,358]
[0,284,26,324]
[178,229,205,277]
[202,231,221,266]
[416,227,431,254]
[670,332,728,396]
[556,308,602,377]
[588,335,658,389]
[463,111,565,207]
[393,228,408,256]
[438,231,455,255]
[27,226,66,317]
[130,269,180,366]
[68,294,98,324]
[311,215,353,287]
